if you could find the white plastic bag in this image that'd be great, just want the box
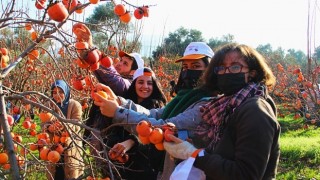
[170,155,206,180]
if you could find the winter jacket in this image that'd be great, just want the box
[94,65,131,97]
[194,96,280,180]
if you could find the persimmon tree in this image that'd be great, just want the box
[0,0,153,179]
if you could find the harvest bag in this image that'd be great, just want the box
[170,149,206,180]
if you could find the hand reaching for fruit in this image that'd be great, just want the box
[94,83,118,101]
[93,83,120,117]
[72,23,93,46]
[108,140,133,163]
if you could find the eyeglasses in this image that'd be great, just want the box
[214,64,247,74]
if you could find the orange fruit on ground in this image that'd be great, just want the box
[0,153,9,164]
[136,120,152,137]
[149,128,164,144]
[39,112,52,122]
[154,143,164,151]
[114,4,126,16]
[39,147,50,160]
[119,12,131,23]
[47,150,61,163]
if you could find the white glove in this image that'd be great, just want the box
[163,141,197,160]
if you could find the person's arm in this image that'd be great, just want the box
[194,98,280,180]
[112,99,209,134]
[94,66,131,97]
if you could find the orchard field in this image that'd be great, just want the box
[0,0,319,179]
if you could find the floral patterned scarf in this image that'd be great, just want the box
[195,82,267,151]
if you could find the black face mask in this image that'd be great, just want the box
[175,69,203,93]
[217,73,247,95]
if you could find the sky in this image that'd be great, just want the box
[15,0,319,57]
[104,0,316,56]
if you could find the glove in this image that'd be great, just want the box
[163,141,197,160]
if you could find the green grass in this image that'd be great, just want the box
[277,114,320,179]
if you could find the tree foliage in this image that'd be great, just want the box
[85,2,142,53]
[152,27,204,59]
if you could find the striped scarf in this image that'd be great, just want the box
[195,82,266,151]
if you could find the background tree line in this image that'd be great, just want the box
[86,2,320,81]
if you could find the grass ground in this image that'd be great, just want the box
[277,114,320,179]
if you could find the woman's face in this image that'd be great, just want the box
[181,59,206,71]
[219,51,250,82]
[115,56,134,75]
[52,87,65,103]
[135,75,153,102]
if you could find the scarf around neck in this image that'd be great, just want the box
[161,88,211,119]
[195,82,267,150]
